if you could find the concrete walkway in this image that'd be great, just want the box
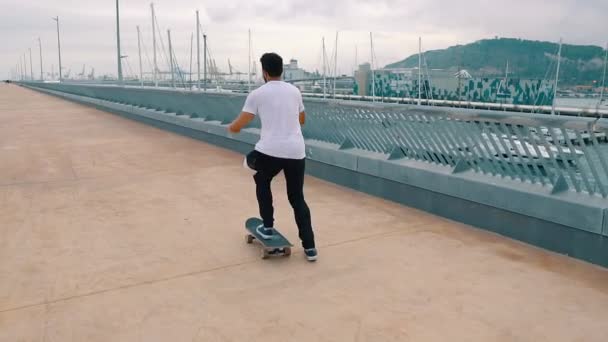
[1,83,608,342]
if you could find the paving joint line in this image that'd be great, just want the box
[0,225,435,314]
[0,259,256,314]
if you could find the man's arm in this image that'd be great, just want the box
[230,91,257,134]
[298,90,306,125]
[228,112,255,134]
[298,90,306,126]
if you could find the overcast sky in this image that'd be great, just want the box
[1,0,606,80]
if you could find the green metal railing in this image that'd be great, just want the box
[24,82,608,198]
[303,101,608,197]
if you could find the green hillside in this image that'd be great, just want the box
[385,38,606,86]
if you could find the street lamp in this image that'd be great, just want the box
[38,37,43,81]
[116,0,123,83]
[52,16,62,82]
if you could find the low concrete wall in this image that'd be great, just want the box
[23,83,608,267]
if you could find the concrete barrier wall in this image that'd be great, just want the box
[22,83,608,267]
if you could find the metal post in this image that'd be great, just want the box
[38,37,43,81]
[418,37,422,106]
[52,16,62,82]
[322,37,326,98]
[189,33,193,86]
[137,26,143,87]
[333,31,338,99]
[196,10,200,90]
[23,54,27,80]
[552,38,563,115]
[29,48,34,81]
[370,32,375,102]
[167,29,174,88]
[204,33,207,91]
[599,43,607,108]
[248,29,251,92]
[354,45,358,76]
[151,3,157,87]
[116,0,123,83]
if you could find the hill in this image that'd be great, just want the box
[385,38,606,86]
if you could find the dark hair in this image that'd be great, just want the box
[260,53,283,77]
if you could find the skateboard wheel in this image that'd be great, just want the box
[246,234,255,244]
[261,248,270,259]
[283,247,292,256]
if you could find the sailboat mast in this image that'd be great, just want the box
[29,48,34,81]
[552,38,562,115]
[354,45,358,76]
[189,33,193,86]
[333,31,338,99]
[248,29,251,92]
[116,0,123,83]
[322,37,327,99]
[137,26,143,87]
[418,37,422,105]
[168,30,174,88]
[38,37,43,81]
[203,33,207,91]
[23,54,28,81]
[151,3,157,87]
[196,10,200,90]
[599,43,607,106]
[370,32,375,102]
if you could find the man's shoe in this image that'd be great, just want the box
[304,248,318,262]
[256,224,275,240]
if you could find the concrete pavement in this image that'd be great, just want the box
[1,83,608,341]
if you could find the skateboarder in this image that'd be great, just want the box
[228,52,317,261]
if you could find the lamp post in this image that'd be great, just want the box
[52,16,62,82]
[115,0,123,83]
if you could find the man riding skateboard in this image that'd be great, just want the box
[228,52,318,262]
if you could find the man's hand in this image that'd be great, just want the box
[227,112,255,134]
[228,122,241,134]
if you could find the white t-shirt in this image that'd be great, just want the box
[242,81,306,159]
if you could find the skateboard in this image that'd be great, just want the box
[245,217,293,259]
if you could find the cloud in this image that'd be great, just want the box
[1,0,606,80]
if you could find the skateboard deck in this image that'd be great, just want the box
[245,217,293,259]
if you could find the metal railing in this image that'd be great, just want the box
[23,82,608,198]
[303,100,608,197]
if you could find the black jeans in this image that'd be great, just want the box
[248,150,315,249]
